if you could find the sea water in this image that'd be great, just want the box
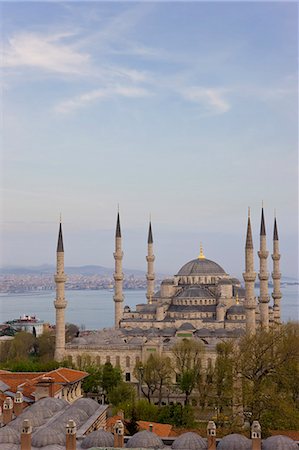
[0,285,298,329]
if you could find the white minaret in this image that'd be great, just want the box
[258,207,270,330]
[54,220,67,361]
[272,216,282,323]
[243,209,257,335]
[146,220,155,303]
[113,212,124,328]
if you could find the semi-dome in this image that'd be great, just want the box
[217,433,250,450]
[126,430,164,449]
[172,431,206,449]
[177,258,226,276]
[226,305,245,315]
[81,429,114,448]
[263,435,298,450]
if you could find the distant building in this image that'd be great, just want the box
[5,315,44,337]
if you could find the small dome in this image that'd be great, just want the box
[178,323,196,331]
[126,430,164,449]
[217,433,250,450]
[71,398,100,416]
[226,305,245,315]
[172,431,206,449]
[177,259,226,276]
[0,426,20,444]
[32,427,65,447]
[263,435,298,450]
[81,429,114,448]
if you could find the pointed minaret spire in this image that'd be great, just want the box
[148,220,153,244]
[243,207,257,334]
[116,212,121,238]
[57,220,64,253]
[260,206,266,236]
[272,214,282,323]
[146,219,155,304]
[54,218,67,361]
[273,216,279,241]
[246,209,253,249]
[258,206,270,331]
[114,211,124,327]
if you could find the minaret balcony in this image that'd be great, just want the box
[146,274,155,281]
[272,292,282,300]
[113,295,124,302]
[243,272,256,282]
[55,275,67,283]
[113,252,123,259]
[146,256,155,262]
[54,300,67,309]
[114,273,124,281]
[271,254,281,261]
[271,272,281,279]
[258,295,270,304]
[258,273,269,281]
[258,250,269,258]
[244,299,256,309]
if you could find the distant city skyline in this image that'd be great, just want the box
[1,2,298,278]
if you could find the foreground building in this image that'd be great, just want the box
[53,209,282,384]
[0,399,297,450]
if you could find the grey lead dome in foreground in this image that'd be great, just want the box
[81,429,114,448]
[177,258,226,276]
[125,430,164,449]
[263,435,298,450]
[171,431,206,449]
[217,433,251,450]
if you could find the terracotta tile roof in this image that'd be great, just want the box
[0,368,88,401]
[106,415,123,432]
[137,420,174,437]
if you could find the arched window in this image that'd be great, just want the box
[106,356,110,363]
[126,356,130,368]
[67,355,72,365]
[76,355,81,368]
[116,356,120,367]
[135,356,140,365]
[96,356,101,366]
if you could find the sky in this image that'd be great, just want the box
[1,1,298,278]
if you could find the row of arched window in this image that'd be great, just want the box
[69,354,141,369]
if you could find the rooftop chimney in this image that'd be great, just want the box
[3,397,13,425]
[66,419,77,450]
[207,420,216,450]
[113,419,125,448]
[21,419,32,450]
[251,420,262,450]
[35,377,55,400]
[14,390,24,416]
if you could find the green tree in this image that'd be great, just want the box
[172,338,204,405]
[108,382,136,407]
[214,341,234,411]
[236,323,299,432]
[134,355,173,405]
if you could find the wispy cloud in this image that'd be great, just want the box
[2,31,90,75]
[179,86,231,114]
[55,85,151,114]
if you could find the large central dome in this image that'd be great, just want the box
[177,258,226,276]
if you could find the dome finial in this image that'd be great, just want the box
[198,242,205,259]
[235,289,239,305]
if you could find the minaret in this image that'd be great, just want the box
[113,211,124,328]
[272,216,282,323]
[258,207,270,330]
[146,220,155,303]
[54,219,67,361]
[243,209,257,334]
